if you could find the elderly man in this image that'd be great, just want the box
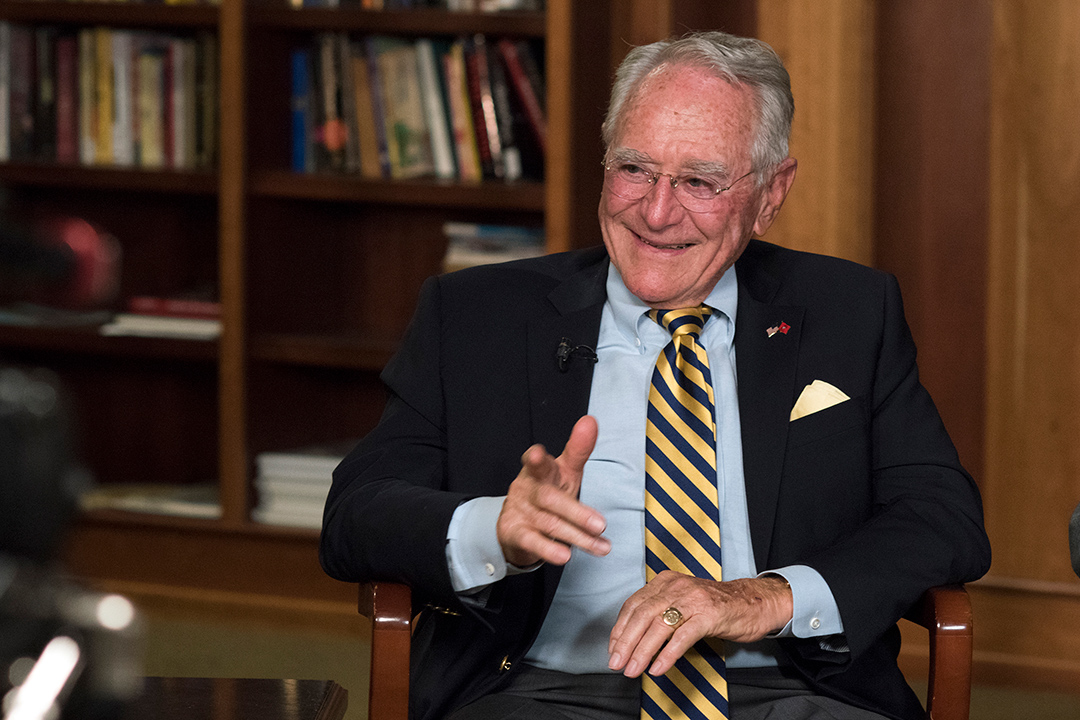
[321,30,990,720]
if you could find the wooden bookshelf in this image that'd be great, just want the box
[0,0,612,621]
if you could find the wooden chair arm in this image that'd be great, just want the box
[359,581,412,720]
[910,584,972,720]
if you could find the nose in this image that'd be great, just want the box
[640,173,685,228]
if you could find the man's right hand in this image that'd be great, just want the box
[496,415,610,568]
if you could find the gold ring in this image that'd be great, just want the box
[661,607,683,627]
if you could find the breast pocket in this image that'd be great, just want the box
[786,394,868,450]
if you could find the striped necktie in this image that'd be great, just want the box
[642,306,728,720]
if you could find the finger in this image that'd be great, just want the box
[560,415,598,478]
[623,616,678,678]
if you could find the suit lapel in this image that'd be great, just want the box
[734,253,804,571]
[526,256,608,462]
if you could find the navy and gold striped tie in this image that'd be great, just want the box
[642,306,728,720]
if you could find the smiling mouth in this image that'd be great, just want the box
[640,237,693,250]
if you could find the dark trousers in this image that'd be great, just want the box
[446,664,892,720]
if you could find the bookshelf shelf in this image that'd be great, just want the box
[0,1,219,28]
[0,326,219,362]
[250,169,544,209]
[0,164,218,195]
[249,7,545,37]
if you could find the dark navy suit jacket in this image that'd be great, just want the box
[320,240,991,720]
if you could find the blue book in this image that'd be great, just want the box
[290,48,312,173]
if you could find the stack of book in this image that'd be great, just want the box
[442,221,544,272]
[252,441,356,529]
[99,292,221,340]
[291,33,545,182]
[0,22,217,168]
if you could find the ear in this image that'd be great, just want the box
[752,157,797,237]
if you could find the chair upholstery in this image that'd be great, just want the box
[359,582,973,720]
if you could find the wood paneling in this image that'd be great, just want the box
[984,0,1080,584]
[873,1,990,480]
[756,0,876,265]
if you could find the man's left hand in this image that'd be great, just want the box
[608,572,793,678]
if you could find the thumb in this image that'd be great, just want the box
[560,415,598,475]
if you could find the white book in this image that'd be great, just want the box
[78,29,96,166]
[255,441,354,480]
[111,30,134,166]
[100,313,221,340]
[415,38,455,180]
[0,22,10,162]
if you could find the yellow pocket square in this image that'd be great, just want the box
[790,380,850,421]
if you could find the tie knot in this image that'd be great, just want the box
[650,306,712,339]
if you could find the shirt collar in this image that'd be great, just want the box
[605,262,739,345]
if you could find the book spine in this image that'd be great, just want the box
[496,37,546,155]
[111,29,134,166]
[0,22,9,162]
[195,31,217,168]
[8,24,34,161]
[126,296,221,319]
[77,28,96,165]
[337,33,360,174]
[349,43,382,180]
[363,36,392,178]
[55,33,78,164]
[34,27,57,162]
[137,47,164,168]
[415,37,456,180]
[464,34,500,179]
[94,27,114,165]
[443,39,481,183]
[290,47,311,173]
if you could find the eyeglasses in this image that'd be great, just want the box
[602,160,755,213]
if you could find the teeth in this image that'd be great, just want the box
[642,238,690,250]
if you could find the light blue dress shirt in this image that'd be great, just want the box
[446,264,844,673]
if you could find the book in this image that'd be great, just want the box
[79,483,221,520]
[496,37,546,155]
[362,36,392,178]
[34,26,57,162]
[8,24,34,161]
[99,313,221,340]
[415,37,456,180]
[252,440,356,529]
[486,39,521,180]
[137,47,165,168]
[55,33,79,164]
[348,44,382,179]
[94,27,114,165]
[441,221,545,272]
[194,31,217,168]
[125,294,220,320]
[170,36,198,169]
[314,32,346,172]
[336,33,360,173]
[290,47,312,172]
[0,22,9,162]
[443,38,482,182]
[77,28,96,165]
[111,29,135,166]
[464,34,501,179]
[374,36,434,179]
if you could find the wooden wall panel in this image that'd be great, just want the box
[756,0,876,265]
[985,2,1080,583]
[873,1,990,481]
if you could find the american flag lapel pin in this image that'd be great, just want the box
[767,321,791,338]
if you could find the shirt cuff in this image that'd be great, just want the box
[760,565,844,639]
[446,496,521,594]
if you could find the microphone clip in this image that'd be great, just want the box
[556,337,598,373]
